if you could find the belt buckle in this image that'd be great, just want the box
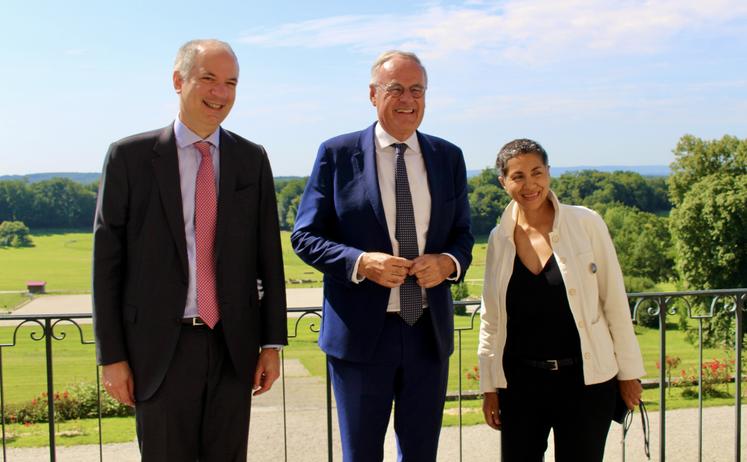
[547,359,559,371]
[191,317,205,326]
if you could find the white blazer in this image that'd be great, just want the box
[478,192,645,391]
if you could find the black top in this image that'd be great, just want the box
[504,254,582,361]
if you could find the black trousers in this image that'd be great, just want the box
[135,324,253,462]
[498,362,616,462]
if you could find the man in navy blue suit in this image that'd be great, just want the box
[292,50,473,461]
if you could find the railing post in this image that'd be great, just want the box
[457,329,463,462]
[95,366,103,462]
[326,354,333,462]
[1,349,6,462]
[281,349,288,462]
[44,318,56,462]
[735,295,743,462]
[659,297,667,462]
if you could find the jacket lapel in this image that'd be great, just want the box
[152,125,189,279]
[418,132,442,254]
[356,123,390,237]
[215,128,237,258]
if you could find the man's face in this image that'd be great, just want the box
[369,57,426,141]
[173,46,238,138]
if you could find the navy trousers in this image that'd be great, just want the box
[328,310,449,462]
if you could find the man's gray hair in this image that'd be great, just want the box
[174,39,238,79]
[369,50,428,86]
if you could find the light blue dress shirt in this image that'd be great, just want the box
[173,118,220,319]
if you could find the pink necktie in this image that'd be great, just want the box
[194,141,220,328]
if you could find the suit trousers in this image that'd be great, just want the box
[135,323,253,462]
[497,361,616,462]
[328,310,449,462]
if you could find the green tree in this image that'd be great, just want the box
[600,204,675,285]
[669,134,747,207]
[553,170,670,213]
[468,168,508,235]
[668,135,747,347]
[0,220,33,247]
[276,178,307,230]
[27,178,96,228]
[670,175,747,290]
[0,180,33,223]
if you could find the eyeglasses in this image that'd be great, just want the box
[374,83,426,99]
[622,400,651,460]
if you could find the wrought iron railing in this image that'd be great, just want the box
[0,289,745,461]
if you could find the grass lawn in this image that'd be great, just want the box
[0,230,92,293]
[0,230,322,294]
[280,231,323,288]
[0,293,30,312]
[463,235,488,297]
[0,324,99,404]
[1,416,135,448]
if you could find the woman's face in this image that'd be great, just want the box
[499,152,551,212]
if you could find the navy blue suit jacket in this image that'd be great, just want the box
[291,123,473,362]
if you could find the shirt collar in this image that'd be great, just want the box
[173,117,221,150]
[374,122,421,155]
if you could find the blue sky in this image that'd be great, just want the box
[2,0,745,176]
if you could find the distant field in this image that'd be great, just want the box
[0,230,323,293]
[0,230,487,295]
[0,230,92,292]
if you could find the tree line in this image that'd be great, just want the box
[0,178,97,229]
[2,134,745,317]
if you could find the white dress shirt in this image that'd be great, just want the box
[352,123,460,312]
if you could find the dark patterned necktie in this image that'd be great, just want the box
[393,143,423,325]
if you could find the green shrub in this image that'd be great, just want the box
[2,383,133,424]
[0,221,33,247]
[451,282,469,315]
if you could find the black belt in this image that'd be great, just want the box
[182,317,207,327]
[518,357,581,371]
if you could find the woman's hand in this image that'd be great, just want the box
[619,379,643,410]
[482,392,501,430]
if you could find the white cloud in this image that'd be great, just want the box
[237,0,747,63]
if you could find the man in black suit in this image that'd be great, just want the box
[93,39,287,461]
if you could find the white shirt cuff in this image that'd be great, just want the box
[351,253,366,283]
[442,253,461,281]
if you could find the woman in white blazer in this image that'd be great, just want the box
[477,139,645,461]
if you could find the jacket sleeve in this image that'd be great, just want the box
[440,146,474,282]
[256,146,288,346]
[478,227,505,391]
[291,143,364,284]
[588,211,646,380]
[92,142,129,366]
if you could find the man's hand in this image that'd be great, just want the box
[358,252,414,288]
[619,379,643,410]
[410,254,455,288]
[102,360,135,407]
[482,392,501,430]
[253,348,281,396]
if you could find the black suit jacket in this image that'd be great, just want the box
[93,124,287,401]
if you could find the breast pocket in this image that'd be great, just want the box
[229,184,257,232]
[576,250,601,323]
